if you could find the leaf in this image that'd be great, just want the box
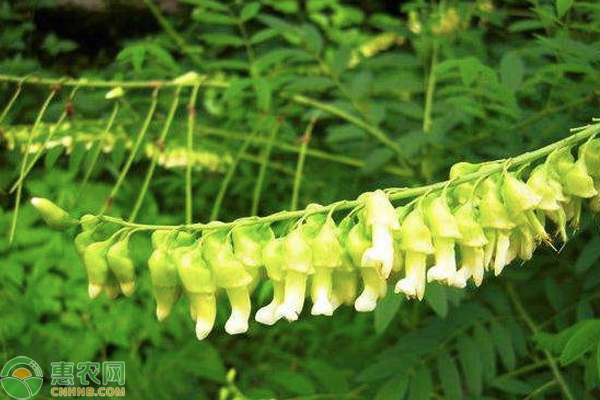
[250,28,278,44]
[180,0,228,11]
[560,319,600,365]
[375,374,409,400]
[200,33,244,47]
[473,323,496,380]
[362,148,395,175]
[490,320,516,371]
[575,236,600,274]
[374,292,403,334]
[252,77,272,111]
[192,10,237,24]
[267,370,316,396]
[330,45,352,75]
[301,23,323,55]
[285,76,335,93]
[490,377,533,395]
[457,335,483,396]
[458,57,481,87]
[425,282,448,318]
[437,352,463,400]
[556,0,574,17]
[240,2,261,21]
[408,367,433,400]
[500,52,525,91]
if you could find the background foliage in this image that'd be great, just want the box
[2,0,600,399]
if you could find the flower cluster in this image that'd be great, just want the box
[50,138,600,340]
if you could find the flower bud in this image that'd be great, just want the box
[455,202,487,248]
[395,207,433,300]
[564,158,597,198]
[502,172,541,214]
[423,196,461,286]
[308,217,342,316]
[31,197,77,230]
[478,178,515,230]
[398,207,435,254]
[355,268,387,312]
[581,139,600,179]
[256,238,285,325]
[526,165,564,211]
[454,246,485,287]
[82,238,114,299]
[395,250,427,300]
[231,225,274,269]
[202,231,253,334]
[106,237,137,297]
[277,228,314,320]
[360,190,399,279]
[330,270,358,309]
[148,246,181,321]
[176,241,218,339]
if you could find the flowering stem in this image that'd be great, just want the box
[95,121,600,232]
[10,88,57,244]
[290,116,317,211]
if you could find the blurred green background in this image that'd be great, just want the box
[2,0,600,399]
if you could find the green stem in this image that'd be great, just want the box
[101,88,160,214]
[186,85,200,224]
[10,86,80,193]
[130,87,182,222]
[199,124,412,176]
[291,116,317,211]
[423,41,438,134]
[506,284,575,400]
[522,380,557,400]
[142,0,205,70]
[0,73,226,89]
[96,121,600,232]
[289,94,408,166]
[80,102,120,192]
[211,129,259,221]
[251,120,279,216]
[0,83,23,124]
[9,89,57,244]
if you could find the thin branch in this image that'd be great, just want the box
[288,94,410,167]
[130,87,182,222]
[101,88,160,214]
[79,101,120,193]
[141,0,205,70]
[211,129,259,221]
[186,85,200,224]
[200,124,412,177]
[251,120,280,216]
[291,115,317,211]
[423,41,438,134]
[0,82,23,124]
[10,86,80,193]
[9,89,57,244]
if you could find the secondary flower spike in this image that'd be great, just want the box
[360,190,400,279]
